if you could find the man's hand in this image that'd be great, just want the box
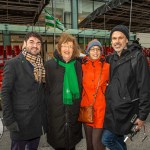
[134,118,144,131]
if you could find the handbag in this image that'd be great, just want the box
[78,63,103,123]
[78,105,94,123]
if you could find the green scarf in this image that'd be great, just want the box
[54,58,80,105]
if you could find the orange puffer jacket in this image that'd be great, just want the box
[80,57,110,128]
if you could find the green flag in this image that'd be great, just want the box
[44,9,64,31]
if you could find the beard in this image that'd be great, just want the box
[26,47,40,56]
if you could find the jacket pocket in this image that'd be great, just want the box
[14,104,31,128]
[14,104,30,110]
[114,99,139,134]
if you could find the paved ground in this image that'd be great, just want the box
[0,111,150,150]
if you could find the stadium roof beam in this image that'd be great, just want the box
[79,0,150,33]
[0,0,50,25]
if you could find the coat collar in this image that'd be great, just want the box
[82,55,105,64]
[113,43,141,61]
[17,53,35,80]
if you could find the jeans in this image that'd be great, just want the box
[102,130,127,150]
[11,137,40,150]
[55,148,75,150]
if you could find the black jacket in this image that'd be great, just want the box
[104,43,150,135]
[45,51,82,149]
[1,53,47,140]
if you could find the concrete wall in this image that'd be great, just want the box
[136,33,150,48]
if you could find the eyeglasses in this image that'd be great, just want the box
[90,48,101,52]
[61,45,73,49]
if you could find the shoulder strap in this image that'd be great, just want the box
[116,50,141,68]
[92,62,104,105]
[131,50,141,75]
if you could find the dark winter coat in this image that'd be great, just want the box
[45,51,83,149]
[104,43,150,135]
[1,53,47,140]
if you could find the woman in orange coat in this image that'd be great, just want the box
[80,39,110,150]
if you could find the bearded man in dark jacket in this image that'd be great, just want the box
[102,25,150,150]
[2,32,47,150]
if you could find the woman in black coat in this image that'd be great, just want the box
[45,33,82,150]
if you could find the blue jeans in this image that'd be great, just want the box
[102,130,127,150]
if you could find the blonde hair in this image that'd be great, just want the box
[57,32,80,59]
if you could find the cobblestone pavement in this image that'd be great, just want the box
[0,112,150,150]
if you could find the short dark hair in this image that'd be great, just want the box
[24,32,43,43]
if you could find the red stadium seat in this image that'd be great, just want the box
[105,46,114,55]
[13,45,21,56]
[0,69,3,90]
[6,45,13,60]
[0,45,4,66]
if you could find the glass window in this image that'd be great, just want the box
[78,0,105,26]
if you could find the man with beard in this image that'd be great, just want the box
[2,32,47,150]
[102,25,150,150]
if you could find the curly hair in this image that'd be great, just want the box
[56,32,80,59]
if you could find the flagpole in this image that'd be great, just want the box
[44,3,64,51]
[84,29,86,50]
[44,23,48,61]
[52,0,56,51]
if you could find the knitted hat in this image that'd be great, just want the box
[85,39,103,54]
[110,25,129,40]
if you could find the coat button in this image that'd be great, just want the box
[123,97,126,100]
